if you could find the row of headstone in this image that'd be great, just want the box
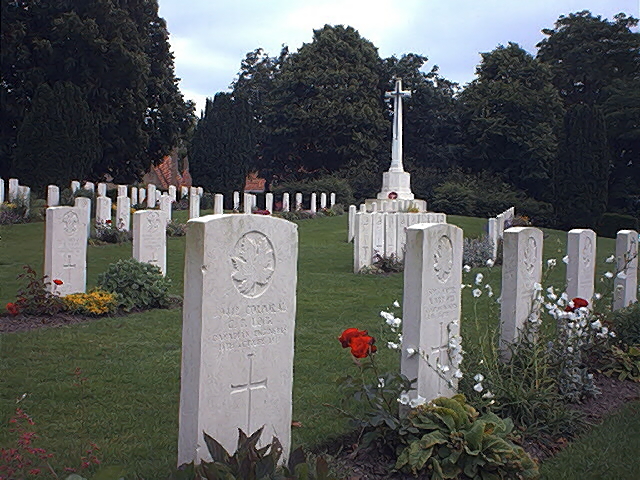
[229,191,336,213]
[1,178,31,215]
[352,211,447,272]
[487,207,516,259]
[365,198,427,213]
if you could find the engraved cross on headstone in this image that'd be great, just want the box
[429,320,449,396]
[63,254,76,284]
[230,353,268,433]
[385,78,411,172]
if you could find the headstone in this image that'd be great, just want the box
[83,181,95,194]
[401,222,463,403]
[182,186,189,199]
[71,180,80,193]
[566,229,596,303]
[396,213,409,260]
[139,187,146,204]
[130,187,138,206]
[8,178,19,202]
[133,210,167,275]
[97,183,107,197]
[500,227,543,359]
[310,193,317,213]
[384,213,397,257]
[359,204,366,213]
[47,185,60,207]
[353,213,373,272]
[116,196,131,231]
[371,202,378,213]
[233,191,240,211]
[160,194,172,223]
[320,192,327,209]
[243,193,252,214]
[348,205,356,242]
[189,192,201,219]
[44,206,88,296]
[178,214,298,465]
[95,196,112,225]
[265,193,273,213]
[214,194,224,215]
[488,218,498,260]
[156,190,162,203]
[197,187,204,197]
[295,193,302,211]
[147,184,156,208]
[330,192,336,207]
[169,185,177,202]
[613,230,638,310]
[118,185,128,198]
[74,196,91,237]
[0,177,4,203]
[282,193,290,212]
[372,212,384,258]
[18,186,30,217]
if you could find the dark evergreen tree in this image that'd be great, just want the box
[14,82,101,193]
[189,93,255,198]
[554,103,610,228]
[459,43,563,201]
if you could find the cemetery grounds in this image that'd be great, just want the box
[1,212,639,478]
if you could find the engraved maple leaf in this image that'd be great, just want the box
[231,235,275,296]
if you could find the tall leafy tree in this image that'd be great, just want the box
[189,93,255,197]
[14,82,101,193]
[459,43,563,201]
[554,104,610,228]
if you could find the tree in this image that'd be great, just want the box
[554,104,610,228]
[262,25,388,197]
[189,93,255,197]
[459,43,563,201]
[13,82,101,193]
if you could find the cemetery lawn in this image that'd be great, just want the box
[1,214,638,478]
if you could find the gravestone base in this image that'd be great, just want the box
[377,170,414,200]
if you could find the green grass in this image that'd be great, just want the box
[0,213,636,478]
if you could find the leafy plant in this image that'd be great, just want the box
[462,235,495,268]
[395,395,539,479]
[0,201,27,225]
[610,301,640,346]
[96,259,171,312]
[13,265,66,315]
[359,253,404,275]
[600,345,640,382]
[62,289,118,316]
[167,221,188,237]
[91,222,132,244]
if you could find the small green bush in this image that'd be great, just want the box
[431,181,476,215]
[96,259,171,312]
[597,213,640,239]
[463,235,494,268]
[91,223,132,244]
[166,221,187,237]
[610,302,640,346]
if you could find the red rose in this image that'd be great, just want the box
[565,297,589,312]
[6,302,19,316]
[53,279,63,286]
[338,328,368,348]
[349,334,377,358]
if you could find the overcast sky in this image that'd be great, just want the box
[157,0,639,115]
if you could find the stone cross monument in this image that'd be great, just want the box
[377,77,414,201]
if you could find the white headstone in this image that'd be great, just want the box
[566,229,596,303]
[118,185,128,197]
[396,213,409,260]
[401,222,463,402]
[214,194,224,215]
[130,186,138,206]
[47,185,60,207]
[169,185,177,202]
[160,194,172,223]
[500,227,543,359]
[182,186,189,199]
[8,178,19,202]
[310,193,317,213]
[384,213,397,257]
[359,203,366,213]
[0,178,4,204]
[282,193,290,212]
[233,191,240,210]
[178,214,298,465]
[17,186,30,217]
[243,193,252,214]
[197,187,204,197]
[95,196,112,225]
[330,192,336,207]
[189,192,201,219]
[354,213,373,272]
[156,190,162,203]
[265,193,273,213]
[44,206,88,296]
[139,187,146,204]
[133,210,167,275]
[83,181,95,193]
[320,192,327,209]
[97,183,107,197]
[372,212,384,258]
[70,180,80,193]
[116,196,131,231]
[488,218,498,260]
[295,193,302,211]
[371,202,378,213]
[348,205,357,242]
[147,184,156,208]
[74,196,91,237]
[613,230,638,310]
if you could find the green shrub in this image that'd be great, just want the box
[431,181,476,215]
[597,212,640,239]
[395,395,539,479]
[166,221,188,237]
[91,223,132,244]
[12,265,66,315]
[463,235,494,268]
[96,259,171,312]
[610,302,640,346]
